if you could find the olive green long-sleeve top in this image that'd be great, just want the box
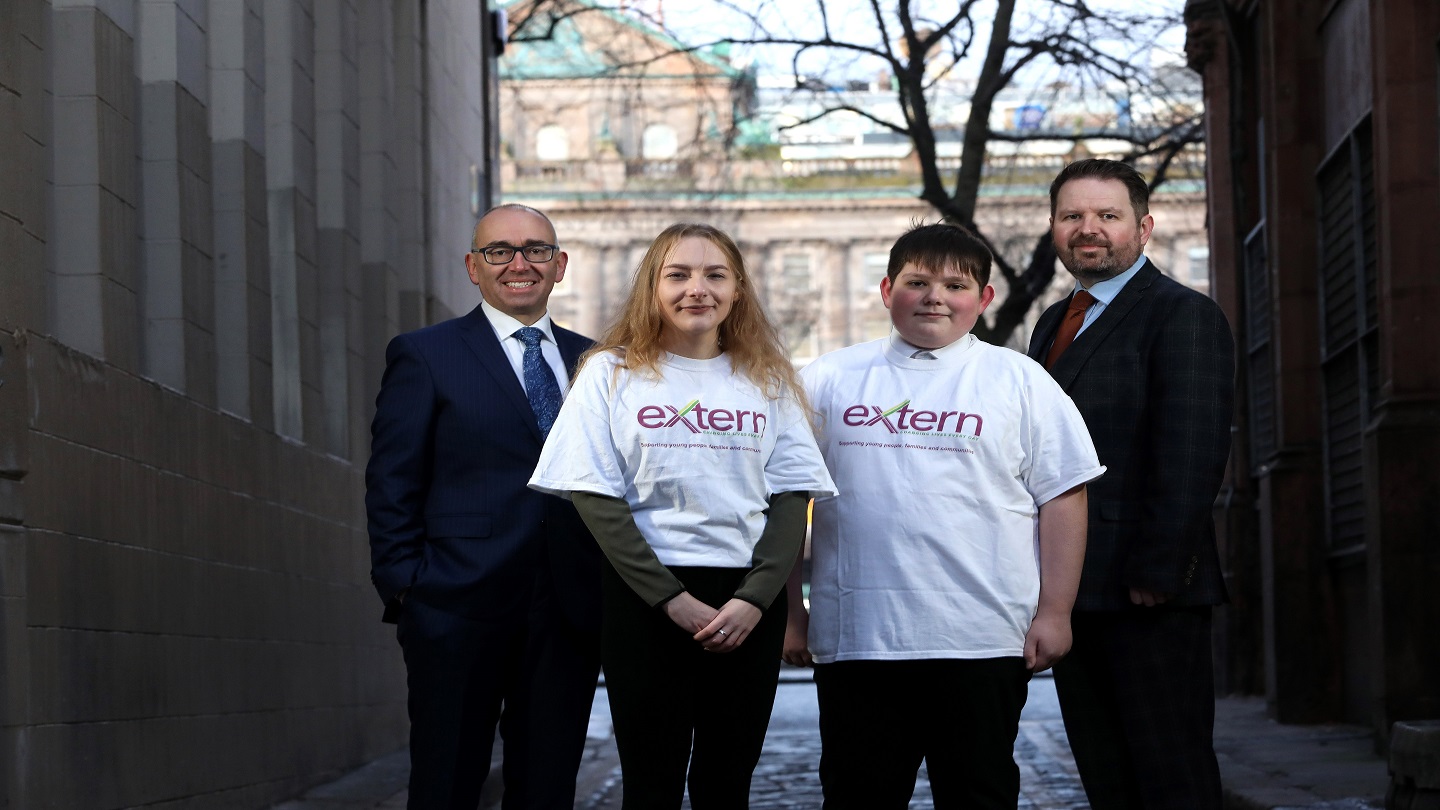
[572,490,809,611]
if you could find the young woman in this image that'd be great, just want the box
[529,223,835,808]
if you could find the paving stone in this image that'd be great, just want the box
[276,678,1393,810]
[577,675,1083,810]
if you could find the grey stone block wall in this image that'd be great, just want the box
[0,0,499,806]
[15,337,404,808]
[49,4,140,370]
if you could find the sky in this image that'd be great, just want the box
[611,0,1191,85]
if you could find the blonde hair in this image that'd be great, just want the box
[583,222,810,413]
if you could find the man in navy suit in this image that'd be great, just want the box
[366,204,602,809]
[1027,160,1235,809]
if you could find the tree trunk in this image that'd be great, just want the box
[949,0,1018,227]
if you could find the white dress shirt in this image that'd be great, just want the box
[479,300,572,396]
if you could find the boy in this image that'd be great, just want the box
[789,223,1103,809]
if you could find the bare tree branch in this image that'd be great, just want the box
[506,0,1200,346]
[777,104,910,137]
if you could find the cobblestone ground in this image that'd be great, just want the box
[580,673,1089,810]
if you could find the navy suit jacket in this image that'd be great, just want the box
[365,304,601,629]
[1027,261,1235,611]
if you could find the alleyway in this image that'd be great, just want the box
[577,669,1086,809]
[274,667,1387,810]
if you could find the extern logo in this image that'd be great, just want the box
[842,399,983,436]
[636,399,767,436]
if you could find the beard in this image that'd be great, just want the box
[1057,235,1144,283]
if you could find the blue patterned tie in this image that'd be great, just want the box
[515,327,563,437]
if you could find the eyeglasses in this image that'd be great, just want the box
[471,244,559,265]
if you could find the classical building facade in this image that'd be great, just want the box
[0,1,502,805]
[498,1,1212,353]
[532,189,1211,358]
[1186,0,1439,743]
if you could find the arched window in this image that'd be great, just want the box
[535,125,569,161]
[641,124,678,160]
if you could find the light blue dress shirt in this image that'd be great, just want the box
[1072,254,1148,337]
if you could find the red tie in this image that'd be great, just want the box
[1045,290,1097,369]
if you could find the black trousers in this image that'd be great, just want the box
[398,572,601,810]
[601,563,787,810]
[1053,607,1221,810]
[814,657,1031,810]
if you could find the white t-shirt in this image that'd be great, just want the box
[530,351,837,568]
[801,335,1104,663]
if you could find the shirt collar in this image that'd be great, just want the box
[1075,254,1147,304]
[888,329,976,359]
[480,299,556,343]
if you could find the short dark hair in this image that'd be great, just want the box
[1049,159,1150,219]
[887,223,992,288]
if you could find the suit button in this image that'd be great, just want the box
[1183,577,1193,586]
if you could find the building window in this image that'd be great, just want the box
[862,251,889,289]
[1243,223,1276,468]
[780,252,813,292]
[1186,246,1210,285]
[1316,117,1376,552]
[642,124,678,159]
[535,124,569,161]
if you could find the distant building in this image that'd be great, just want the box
[0,1,503,805]
[1185,0,1440,742]
[498,0,1211,354]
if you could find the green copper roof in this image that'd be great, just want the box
[500,14,608,78]
[499,0,744,81]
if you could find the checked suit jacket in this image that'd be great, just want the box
[365,304,601,629]
[1027,260,1236,611]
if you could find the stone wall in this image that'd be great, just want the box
[1185,0,1440,737]
[0,0,500,805]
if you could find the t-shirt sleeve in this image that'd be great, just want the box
[1021,372,1106,505]
[763,391,838,499]
[798,361,831,452]
[529,356,628,500]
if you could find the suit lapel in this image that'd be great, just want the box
[553,326,590,381]
[456,306,544,443]
[1029,301,1065,364]
[1047,261,1159,390]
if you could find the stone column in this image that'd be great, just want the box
[263,0,315,440]
[209,0,272,429]
[314,0,360,457]
[49,2,140,370]
[391,0,428,334]
[1365,0,1440,733]
[357,1,399,418]
[1257,0,1342,723]
[138,0,217,405]
[422,0,492,319]
[1184,0,1264,697]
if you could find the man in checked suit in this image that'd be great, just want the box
[1027,159,1235,809]
[366,204,602,809]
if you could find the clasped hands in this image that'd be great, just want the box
[662,592,761,653]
